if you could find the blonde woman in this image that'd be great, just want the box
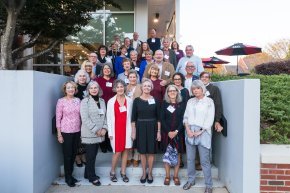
[126,70,142,167]
[131,78,161,184]
[81,60,95,80]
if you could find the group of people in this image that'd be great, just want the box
[56,29,223,193]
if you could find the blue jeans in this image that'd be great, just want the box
[185,140,213,188]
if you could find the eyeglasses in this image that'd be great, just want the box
[186,66,195,69]
[201,76,210,78]
[89,55,97,58]
[173,78,181,81]
[168,90,177,93]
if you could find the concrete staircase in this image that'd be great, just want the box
[53,152,225,188]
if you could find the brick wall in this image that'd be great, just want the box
[260,163,290,193]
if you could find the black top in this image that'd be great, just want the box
[147,38,161,54]
[75,83,88,100]
[180,87,190,104]
[131,97,160,122]
[206,83,223,122]
[160,101,186,152]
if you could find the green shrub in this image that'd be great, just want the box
[211,74,290,144]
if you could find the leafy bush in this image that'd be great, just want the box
[255,60,290,75]
[212,74,290,144]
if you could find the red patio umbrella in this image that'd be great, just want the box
[203,63,217,74]
[215,43,262,75]
[202,56,229,74]
[202,56,229,64]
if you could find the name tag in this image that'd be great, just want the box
[148,98,155,105]
[164,71,170,76]
[134,67,140,71]
[119,106,127,112]
[106,82,112,87]
[151,38,155,43]
[205,91,210,96]
[124,78,129,84]
[175,51,179,55]
[164,55,169,60]
[98,109,104,115]
[167,105,175,113]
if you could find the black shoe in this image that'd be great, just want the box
[183,181,195,190]
[72,177,79,183]
[84,174,99,180]
[180,160,184,168]
[120,172,129,183]
[147,175,153,184]
[91,179,101,186]
[65,179,76,187]
[140,174,147,184]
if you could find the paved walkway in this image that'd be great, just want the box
[46,185,229,193]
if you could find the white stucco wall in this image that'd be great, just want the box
[135,0,148,41]
[0,71,70,193]
[213,79,260,193]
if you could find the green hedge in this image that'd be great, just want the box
[211,74,290,144]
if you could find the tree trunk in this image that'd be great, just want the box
[0,9,18,70]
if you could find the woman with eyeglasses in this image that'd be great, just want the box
[161,85,186,186]
[171,72,190,168]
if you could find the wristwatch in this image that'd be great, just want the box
[175,130,178,133]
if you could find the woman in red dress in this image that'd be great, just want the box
[107,79,133,183]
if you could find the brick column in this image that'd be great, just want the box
[260,145,290,193]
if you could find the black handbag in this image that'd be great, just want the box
[52,115,57,134]
[220,114,227,137]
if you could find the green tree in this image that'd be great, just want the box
[0,0,120,70]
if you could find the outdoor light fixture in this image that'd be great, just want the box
[153,13,159,23]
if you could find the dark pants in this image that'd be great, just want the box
[62,132,80,182]
[84,143,99,182]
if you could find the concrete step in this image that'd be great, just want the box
[59,152,219,179]
[53,176,225,188]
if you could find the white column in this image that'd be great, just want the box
[135,0,148,42]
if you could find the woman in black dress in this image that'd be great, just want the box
[161,84,186,186]
[131,78,161,184]
[172,72,190,168]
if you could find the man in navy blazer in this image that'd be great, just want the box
[147,28,161,54]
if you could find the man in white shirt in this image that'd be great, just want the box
[176,45,204,76]
[130,32,142,52]
[184,61,199,96]
[88,52,98,75]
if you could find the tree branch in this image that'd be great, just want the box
[15,40,60,65]
[12,31,42,55]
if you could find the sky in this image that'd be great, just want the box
[178,0,290,65]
